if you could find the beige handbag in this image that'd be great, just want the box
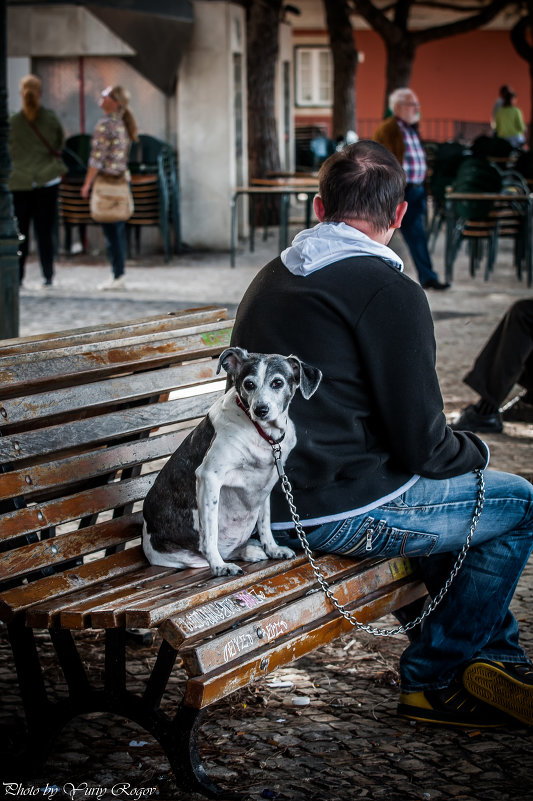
[90,172,134,223]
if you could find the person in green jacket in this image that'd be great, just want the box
[8,74,66,287]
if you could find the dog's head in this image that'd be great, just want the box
[217,347,322,423]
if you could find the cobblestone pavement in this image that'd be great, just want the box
[2,230,533,800]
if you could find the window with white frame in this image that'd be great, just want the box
[295,47,333,107]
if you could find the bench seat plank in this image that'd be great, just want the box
[52,560,307,630]
[160,554,365,649]
[0,545,147,621]
[121,556,305,628]
[183,581,426,709]
[25,561,175,629]
[179,557,416,674]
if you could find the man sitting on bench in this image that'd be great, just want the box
[231,140,533,729]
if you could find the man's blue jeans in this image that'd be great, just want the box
[275,470,533,692]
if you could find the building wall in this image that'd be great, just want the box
[293,27,530,142]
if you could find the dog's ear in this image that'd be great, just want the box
[217,347,249,376]
[287,356,322,399]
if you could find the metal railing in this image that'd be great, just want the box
[356,119,492,143]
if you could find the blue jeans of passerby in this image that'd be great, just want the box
[101,221,126,278]
[274,469,533,692]
[402,183,439,285]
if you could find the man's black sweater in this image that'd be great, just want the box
[231,254,488,526]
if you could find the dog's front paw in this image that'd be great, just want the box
[267,545,296,560]
[212,562,244,577]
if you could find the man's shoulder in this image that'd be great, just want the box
[374,116,398,137]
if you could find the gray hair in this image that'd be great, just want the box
[388,87,414,113]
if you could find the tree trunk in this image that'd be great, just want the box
[246,0,282,180]
[324,0,358,140]
[384,37,416,115]
[352,0,510,121]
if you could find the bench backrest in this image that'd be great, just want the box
[0,306,231,623]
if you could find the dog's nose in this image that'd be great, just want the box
[253,403,269,419]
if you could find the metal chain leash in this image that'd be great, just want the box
[272,443,485,637]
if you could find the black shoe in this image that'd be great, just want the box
[501,398,533,424]
[422,279,451,290]
[451,404,503,433]
[398,679,511,728]
[462,660,533,726]
[42,278,53,287]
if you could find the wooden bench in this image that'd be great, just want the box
[0,306,426,798]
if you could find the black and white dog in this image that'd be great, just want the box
[142,347,322,576]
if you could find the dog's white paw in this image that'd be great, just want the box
[267,545,296,560]
[212,562,244,577]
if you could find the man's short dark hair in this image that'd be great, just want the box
[318,140,406,232]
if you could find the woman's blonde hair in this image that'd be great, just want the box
[20,74,42,122]
[109,85,139,142]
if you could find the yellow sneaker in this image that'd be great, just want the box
[398,679,512,728]
[462,659,533,727]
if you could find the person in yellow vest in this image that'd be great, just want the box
[494,88,526,149]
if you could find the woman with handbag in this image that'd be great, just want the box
[81,86,138,290]
[8,74,67,287]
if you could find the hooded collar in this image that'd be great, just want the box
[281,222,404,277]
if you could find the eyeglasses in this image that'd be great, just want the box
[401,101,421,108]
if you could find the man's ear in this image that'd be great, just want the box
[313,194,325,222]
[392,200,408,229]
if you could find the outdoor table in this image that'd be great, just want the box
[444,191,533,286]
[230,181,318,267]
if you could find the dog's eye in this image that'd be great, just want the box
[271,378,284,389]
[243,379,255,391]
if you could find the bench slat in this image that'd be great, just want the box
[1,512,145,582]
[26,561,175,629]
[0,307,227,357]
[0,325,232,395]
[160,554,364,649]
[1,363,222,427]
[0,475,154,544]
[180,557,415,674]
[59,564,218,629]
[0,429,187,502]
[100,557,309,630]
[0,318,230,367]
[0,545,147,622]
[0,392,219,464]
[183,581,426,709]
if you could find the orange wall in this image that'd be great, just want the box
[295,29,530,136]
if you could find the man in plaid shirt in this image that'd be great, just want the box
[374,88,450,290]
